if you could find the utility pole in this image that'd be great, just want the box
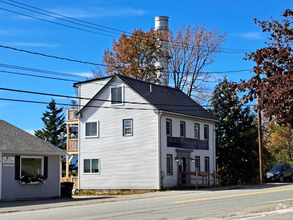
[257,96,264,184]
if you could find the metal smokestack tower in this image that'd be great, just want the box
[155,16,169,86]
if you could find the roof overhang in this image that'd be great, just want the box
[0,150,66,155]
[157,110,218,123]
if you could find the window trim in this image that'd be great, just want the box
[195,156,200,172]
[204,157,210,173]
[166,154,173,175]
[180,121,186,137]
[83,158,101,174]
[20,156,44,178]
[204,124,209,140]
[166,119,172,136]
[194,123,200,139]
[123,119,133,136]
[85,121,99,138]
[111,86,124,105]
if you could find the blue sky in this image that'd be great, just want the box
[0,0,292,133]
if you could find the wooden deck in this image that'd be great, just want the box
[179,171,221,189]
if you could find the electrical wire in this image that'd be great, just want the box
[0,70,78,82]
[0,87,215,108]
[0,7,119,38]
[0,45,253,75]
[0,1,254,54]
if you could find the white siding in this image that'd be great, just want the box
[78,78,111,108]
[160,115,216,189]
[79,78,159,189]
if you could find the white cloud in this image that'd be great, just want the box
[71,72,95,79]
[4,42,60,48]
[233,32,265,40]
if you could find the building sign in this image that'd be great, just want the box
[167,137,209,150]
[3,156,14,164]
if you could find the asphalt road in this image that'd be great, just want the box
[1,183,293,219]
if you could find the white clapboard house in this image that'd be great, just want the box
[67,74,217,190]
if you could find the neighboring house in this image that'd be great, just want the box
[0,120,64,200]
[68,74,217,190]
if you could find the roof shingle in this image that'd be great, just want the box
[0,120,65,155]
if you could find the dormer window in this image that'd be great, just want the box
[111,87,123,104]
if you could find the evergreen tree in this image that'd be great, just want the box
[35,99,66,150]
[209,79,259,185]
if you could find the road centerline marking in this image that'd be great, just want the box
[172,187,293,204]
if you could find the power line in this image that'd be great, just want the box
[0,1,254,54]
[0,63,89,79]
[7,0,127,34]
[0,0,123,36]
[0,45,253,75]
[0,70,78,82]
[0,7,119,38]
[0,87,213,108]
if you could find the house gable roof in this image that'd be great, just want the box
[0,120,65,155]
[76,75,217,121]
[117,75,217,120]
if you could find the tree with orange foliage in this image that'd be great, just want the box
[103,28,161,83]
[102,24,227,103]
[264,122,293,163]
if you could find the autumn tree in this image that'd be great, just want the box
[238,9,293,125]
[35,99,66,150]
[209,79,259,185]
[264,122,293,164]
[102,24,227,103]
[168,24,227,103]
[102,28,161,83]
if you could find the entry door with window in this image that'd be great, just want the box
[180,157,187,184]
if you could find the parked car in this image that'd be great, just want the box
[264,164,293,182]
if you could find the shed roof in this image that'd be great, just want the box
[0,120,65,155]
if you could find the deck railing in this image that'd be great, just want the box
[179,171,221,189]
[67,109,78,122]
[67,139,78,152]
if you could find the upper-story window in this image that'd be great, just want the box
[123,119,133,136]
[85,122,98,137]
[166,119,172,136]
[194,123,200,139]
[204,125,209,140]
[180,121,186,137]
[111,87,123,104]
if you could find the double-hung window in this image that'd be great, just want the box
[85,122,98,137]
[111,87,123,104]
[195,156,200,172]
[180,121,186,137]
[166,119,172,136]
[84,159,100,173]
[123,119,133,136]
[166,154,173,175]
[204,125,209,140]
[194,123,200,139]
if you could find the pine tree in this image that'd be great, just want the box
[35,99,66,150]
[209,79,259,185]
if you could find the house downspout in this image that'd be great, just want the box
[158,110,163,190]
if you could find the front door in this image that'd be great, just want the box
[180,157,187,183]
